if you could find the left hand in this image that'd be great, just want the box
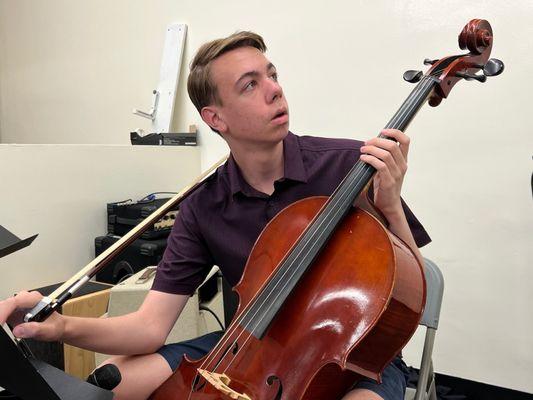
[359,129,410,217]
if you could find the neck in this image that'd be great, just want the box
[228,138,285,196]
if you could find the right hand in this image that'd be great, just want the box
[0,291,65,341]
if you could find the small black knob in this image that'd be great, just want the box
[483,58,505,77]
[424,58,438,65]
[456,72,487,83]
[403,70,423,83]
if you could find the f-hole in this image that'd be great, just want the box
[192,340,240,392]
[266,375,283,400]
[192,374,206,392]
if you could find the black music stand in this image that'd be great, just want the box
[0,225,113,400]
[0,225,37,259]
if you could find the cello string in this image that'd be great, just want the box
[190,74,438,394]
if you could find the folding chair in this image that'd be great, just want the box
[405,258,444,400]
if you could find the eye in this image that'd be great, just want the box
[270,72,278,82]
[244,80,257,91]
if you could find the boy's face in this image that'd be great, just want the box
[204,46,289,146]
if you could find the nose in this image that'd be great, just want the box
[266,78,283,103]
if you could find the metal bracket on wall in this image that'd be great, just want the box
[133,23,187,134]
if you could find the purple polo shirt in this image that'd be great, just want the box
[152,132,431,296]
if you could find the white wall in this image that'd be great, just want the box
[0,144,200,299]
[0,0,531,394]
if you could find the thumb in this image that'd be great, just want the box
[12,322,42,339]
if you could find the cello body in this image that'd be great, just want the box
[150,196,425,400]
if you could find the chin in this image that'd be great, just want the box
[267,128,288,145]
[273,124,290,138]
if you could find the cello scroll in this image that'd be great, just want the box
[417,19,504,106]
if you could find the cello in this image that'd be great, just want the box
[147,19,505,400]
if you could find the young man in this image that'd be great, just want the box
[0,32,430,400]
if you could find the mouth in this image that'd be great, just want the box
[271,108,289,124]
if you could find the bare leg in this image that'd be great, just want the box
[99,353,172,400]
[341,388,385,400]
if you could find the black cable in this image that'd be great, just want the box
[199,305,225,331]
[115,273,134,284]
[137,192,178,203]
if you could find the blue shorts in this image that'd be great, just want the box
[351,356,409,400]
[157,331,408,399]
[157,330,224,371]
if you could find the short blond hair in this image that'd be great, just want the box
[187,31,266,114]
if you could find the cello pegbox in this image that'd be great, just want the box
[424,19,503,106]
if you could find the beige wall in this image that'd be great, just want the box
[0,0,532,394]
[0,144,200,299]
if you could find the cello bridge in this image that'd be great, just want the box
[197,368,252,400]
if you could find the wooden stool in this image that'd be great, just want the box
[62,288,111,379]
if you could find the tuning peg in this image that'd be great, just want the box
[473,58,505,77]
[483,58,504,77]
[456,71,487,83]
[424,58,438,65]
[403,70,423,83]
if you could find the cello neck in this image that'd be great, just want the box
[338,74,440,207]
[384,75,440,131]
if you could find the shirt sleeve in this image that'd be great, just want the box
[151,198,214,296]
[400,197,432,248]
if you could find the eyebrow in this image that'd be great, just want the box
[235,62,276,88]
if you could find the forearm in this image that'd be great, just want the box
[382,204,424,267]
[61,311,163,356]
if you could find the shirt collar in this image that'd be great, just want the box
[282,131,308,184]
[226,131,308,197]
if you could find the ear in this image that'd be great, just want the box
[201,106,228,134]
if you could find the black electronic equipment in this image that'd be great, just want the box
[94,235,168,284]
[107,198,176,239]
[130,131,197,146]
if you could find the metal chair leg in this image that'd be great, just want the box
[414,328,437,400]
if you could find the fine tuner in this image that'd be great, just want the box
[403,57,504,83]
